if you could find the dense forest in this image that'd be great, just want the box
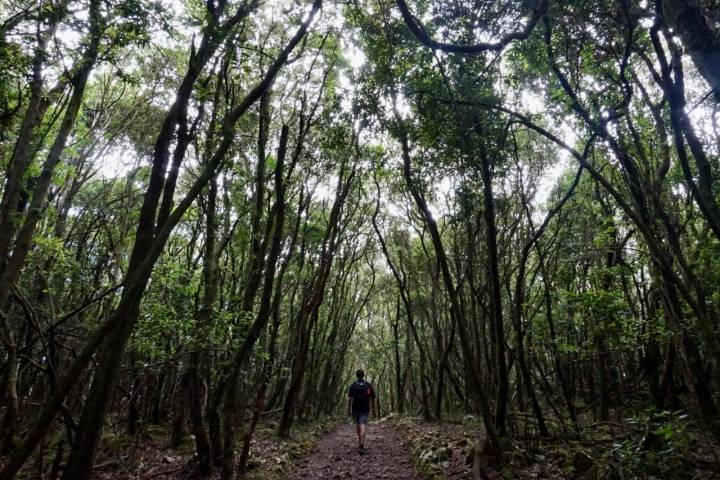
[1,0,719,478]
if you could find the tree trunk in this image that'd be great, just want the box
[187,167,220,476]
[278,155,355,438]
[661,0,720,103]
[0,347,19,453]
[477,137,509,436]
[57,11,316,479]
[371,168,432,420]
[395,106,501,456]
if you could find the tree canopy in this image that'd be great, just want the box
[0,0,719,478]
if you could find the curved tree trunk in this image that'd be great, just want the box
[394,103,502,456]
[661,0,720,103]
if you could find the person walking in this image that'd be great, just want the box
[347,369,376,454]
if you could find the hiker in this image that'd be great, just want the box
[347,369,376,453]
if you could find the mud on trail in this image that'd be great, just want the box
[290,422,420,480]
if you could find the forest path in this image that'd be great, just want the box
[289,422,420,479]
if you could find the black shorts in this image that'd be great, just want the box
[352,411,369,425]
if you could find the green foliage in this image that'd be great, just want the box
[609,411,693,479]
[133,261,199,359]
[3,1,720,478]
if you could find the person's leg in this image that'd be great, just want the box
[358,412,369,448]
[359,423,366,447]
[353,412,362,447]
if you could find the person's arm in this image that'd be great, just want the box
[370,388,377,418]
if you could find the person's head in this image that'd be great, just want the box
[356,369,365,380]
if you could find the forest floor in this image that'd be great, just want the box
[290,422,420,479]
[387,414,720,480]
[29,412,717,479]
[88,419,421,480]
[88,417,336,480]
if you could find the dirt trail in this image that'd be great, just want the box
[290,422,420,480]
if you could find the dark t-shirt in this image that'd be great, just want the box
[348,380,375,413]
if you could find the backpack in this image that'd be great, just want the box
[351,381,373,400]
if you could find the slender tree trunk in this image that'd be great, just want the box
[151,369,167,424]
[371,168,432,420]
[277,157,355,438]
[220,93,273,480]
[395,106,501,455]
[171,371,190,447]
[187,176,218,477]
[0,14,64,266]
[392,299,405,413]
[0,13,311,480]
[0,348,18,453]
[477,138,509,436]
[0,7,101,447]
[58,12,317,479]
[661,0,720,103]
[127,357,140,436]
[538,250,577,428]
[234,124,290,476]
[650,23,720,242]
